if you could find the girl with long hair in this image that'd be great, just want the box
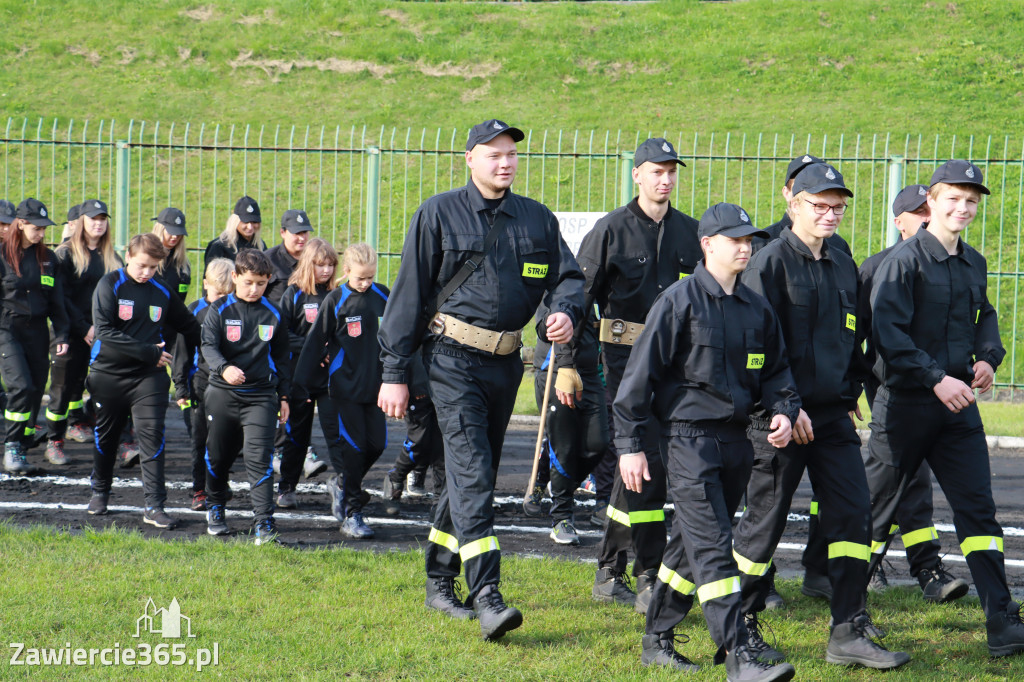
[203,195,266,270]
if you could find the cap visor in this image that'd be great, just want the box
[801,182,853,197]
[719,224,768,239]
[29,217,56,227]
[929,180,990,195]
[636,154,686,168]
[164,225,188,236]
[285,225,313,233]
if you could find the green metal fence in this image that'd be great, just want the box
[2,118,1023,395]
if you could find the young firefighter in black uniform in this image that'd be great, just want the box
[86,233,200,528]
[45,199,121,465]
[378,119,584,641]
[0,199,14,416]
[616,203,798,682]
[730,163,910,670]
[294,243,388,538]
[202,250,290,544]
[866,160,1024,658]
[1,199,69,473]
[203,195,266,270]
[574,137,702,613]
[275,237,339,509]
[172,258,234,512]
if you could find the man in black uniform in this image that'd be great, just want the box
[574,137,702,613]
[265,209,312,304]
[378,119,583,641]
[616,203,799,681]
[731,163,909,669]
[866,160,1024,658]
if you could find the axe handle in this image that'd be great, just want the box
[526,345,557,497]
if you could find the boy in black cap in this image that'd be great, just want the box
[265,209,313,304]
[617,202,798,681]
[866,160,1024,657]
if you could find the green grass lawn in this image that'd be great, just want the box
[1,523,1022,680]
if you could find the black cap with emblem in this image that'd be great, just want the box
[698,202,768,240]
[791,162,853,197]
[233,195,262,223]
[634,137,686,167]
[0,199,16,224]
[80,198,109,218]
[929,160,990,195]
[785,154,824,184]
[892,184,929,217]
[465,119,525,151]
[16,197,56,227]
[153,207,188,236]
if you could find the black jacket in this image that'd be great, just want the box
[203,234,266,270]
[279,283,331,394]
[156,258,192,304]
[172,298,215,401]
[613,262,801,454]
[264,244,299,304]
[201,294,291,400]
[0,244,69,344]
[55,246,120,340]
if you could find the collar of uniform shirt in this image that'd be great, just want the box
[466,181,515,218]
[915,225,966,263]
[780,225,834,261]
[693,261,755,302]
[625,197,668,228]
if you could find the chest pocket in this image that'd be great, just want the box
[838,289,856,338]
[609,252,648,283]
[517,237,549,283]
[678,257,694,280]
[743,328,765,372]
[969,284,984,326]
[440,232,485,287]
[684,324,724,387]
[781,284,814,356]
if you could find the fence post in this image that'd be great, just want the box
[115,139,130,255]
[886,156,905,247]
[365,146,381,250]
[620,151,635,207]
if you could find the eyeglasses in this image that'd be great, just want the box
[803,200,847,216]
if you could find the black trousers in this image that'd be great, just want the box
[596,350,667,576]
[391,395,445,493]
[0,319,50,446]
[424,344,522,601]
[204,385,278,523]
[647,425,752,654]
[279,389,342,492]
[187,391,209,493]
[89,369,170,508]
[332,396,386,515]
[733,415,870,625]
[866,387,1009,618]
[46,336,91,440]
[534,358,607,524]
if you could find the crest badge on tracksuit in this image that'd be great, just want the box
[258,325,274,341]
[346,316,362,338]
[304,303,319,323]
[149,306,162,322]
[118,301,133,321]
[226,322,241,342]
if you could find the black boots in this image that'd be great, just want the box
[425,577,476,620]
[826,613,910,669]
[473,584,523,641]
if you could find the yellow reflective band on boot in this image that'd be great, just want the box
[427,527,459,554]
[961,536,1004,556]
[810,501,818,515]
[45,409,68,422]
[901,527,939,548]
[697,576,742,604]
[4,410,30,422]
[828,542,871,561]
[657,564,697,596]
[68,400,84,410]
[733,551,771,577]
[628,509,666,524]
[606,505,631,527]
[459,536,500,562]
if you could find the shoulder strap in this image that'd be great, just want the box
[432,211,508,314]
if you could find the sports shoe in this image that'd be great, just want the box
[826,613,910,669]
[918,562,969,604]
[522,485,544,517]
[326,475,345,522]
[473,584,523,641]
[190,491,208,512]
[640,632,700,672]
[143,507,178,530]
[254,518,280,545]
[303,447,328,478]
[765,568,785,610]
[634,569,657,615]
[576,474,597,497]
[207,504,229,536]
[986,600,1024,657]
[65,423,93,443]
[745,613,786,663]
[593,567,636,606]
[271,451,282,475]
[276,489,298,509]
[550,519,580,546]
[3,442,30,474]
[406,470,427,497]
[801,570,832,600]
[590,497,609,528]
[868,565,889,593]
[340,513,374,539]
[87,492,109,515]
[726,643,796,682]
[425,577,476,620]
[118,441,141,468]
[45,440,68,466]
[382,472,403,516]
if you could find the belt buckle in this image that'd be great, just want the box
[495,330,520,355]
[610,319,626,344]
[429,314,446,335]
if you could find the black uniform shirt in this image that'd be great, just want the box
[90,269,199,378]
[295,282,389,403]
[264,244,299,304]
[55,246,120,339]
[172,298,215,401]
[870,227,1004,391]
[752,214,852,257]
[0,244,70,344]
[203,234,266,270]
[156,259,192,303]
[741,227,863,423]
[201,294,292,400]
[279,282,330,393]
[613,262,801,454]
[379,181,584,384]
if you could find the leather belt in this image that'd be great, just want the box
[430,313,522,356]
[599,318,645,346]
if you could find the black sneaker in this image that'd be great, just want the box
[987,600,1024,657]
[868,565,889,593]
[917,562,969,604]
[592,567,636,606]
[473,585,523,641]
[86,492,109,516]
[340,513,375,539]
[801,570,832,600]
[425,577,476,620]
[254,518,280,546]
[382,472,403,516]
[764,569,785,610]
[522,486,544,517]
[726,644,795,682]
[745,613,786,663]
[549,519,580,546]
[143,507,178,530]
[190,491,208,512]
[326,475,345,522]
[640,632,700,672]
[207,504,229,536]
[634,569,657,615]
[826,612,910,669]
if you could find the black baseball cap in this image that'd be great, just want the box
[892,184,929,217]
[698,202,768,240]
[153,207,187,236]
[785,154,824,184]
[234,195,262,222]
[634,137,686,168]
[80,198,109,218]
[0,199,16,224]
[281,209,313,233]
[66,203,82,223]
[465,119,525,151]
[16,198,56,227]
[791,162,853,197]
[930,160,990,195]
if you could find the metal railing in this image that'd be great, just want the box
[2,118,1022,395]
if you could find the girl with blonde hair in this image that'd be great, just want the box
[203,195,266,270]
